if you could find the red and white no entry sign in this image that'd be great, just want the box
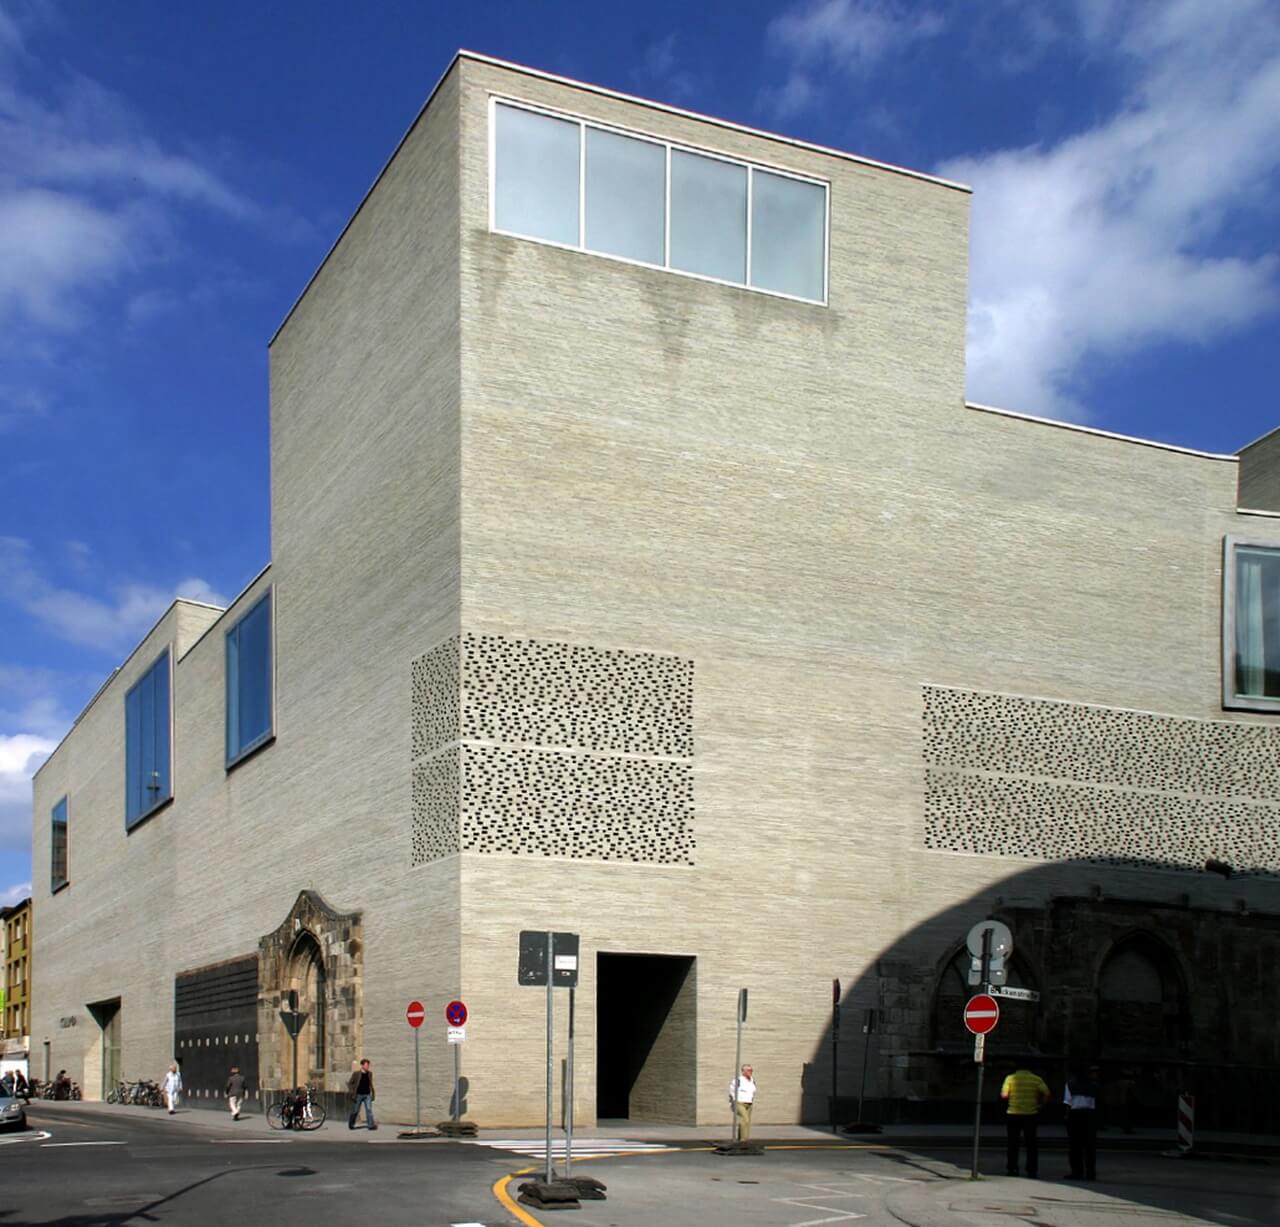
[406,1000,426,1028]
[963,994,1000,1035]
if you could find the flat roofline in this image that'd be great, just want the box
[965,401,1237,462]
[1236,422,1280,454]
[270,49,969,345]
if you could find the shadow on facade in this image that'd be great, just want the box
[799,856,1278,1136]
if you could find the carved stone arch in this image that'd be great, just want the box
[258,891,362,1103]
[1096,929,1189,1059]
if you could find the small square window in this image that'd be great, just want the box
[226,591,274,766]
[1223,537,1280,711]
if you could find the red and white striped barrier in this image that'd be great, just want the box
[1177,1092,1195,1152]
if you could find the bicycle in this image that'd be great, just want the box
[266,1086,326,1131]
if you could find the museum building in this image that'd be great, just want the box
[30,52,1280,1130]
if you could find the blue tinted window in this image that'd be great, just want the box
[51,796,68,890]
[125,650,172,828]
[226,592,274,765]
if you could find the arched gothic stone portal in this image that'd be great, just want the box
[258,891,362,1108]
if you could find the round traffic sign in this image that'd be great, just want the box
[445,999,468,1027]
[966,920,1013,960]
[406,1000,426,1029]
[963,993,1000,1035]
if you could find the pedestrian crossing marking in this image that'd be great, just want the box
[463,1136,671,1158]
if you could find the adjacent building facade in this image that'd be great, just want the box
[2,897,32,1075]
[30,53,1280,1130]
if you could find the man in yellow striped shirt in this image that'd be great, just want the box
[1001,1067,1050,1177]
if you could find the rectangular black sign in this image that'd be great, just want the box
[518,930,580,988]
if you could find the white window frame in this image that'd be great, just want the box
[488,95,830,307]
[1222,535,1280,713]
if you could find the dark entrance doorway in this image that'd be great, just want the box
[596,953,696,1124]
[86,998,121,1101]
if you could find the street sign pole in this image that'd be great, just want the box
[971,927,991,1180]
[566,985,575,1179]
[452,1041,460,1124]
[831,978,840,1136]
[856,1007,874,1124]
[414,1024,421,1131]
[731,988,747,1142]
[545,930,554,1184]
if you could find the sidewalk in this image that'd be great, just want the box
[27,1099,1277,1158]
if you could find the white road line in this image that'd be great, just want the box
[0,1129,51,1146]
[41,1141,128,1147]
[211,1138,292,1144]
[462,1137,670,1156]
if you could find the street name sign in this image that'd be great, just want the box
[406,1000,426,1028]
[990,986,1040,1003]
[963,994,1000,1035]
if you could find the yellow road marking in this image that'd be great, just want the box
[491,1141,898,1224]
[492,1165,543,1227]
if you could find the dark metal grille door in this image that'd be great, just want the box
[174,957,259,1109]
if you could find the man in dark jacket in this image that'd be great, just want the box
[225,1067,246,1120]
[348,1058,376,1130]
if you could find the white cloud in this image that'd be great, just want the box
[0,537,227,654]
[0,10,265,335]
[0,733,53,853]
[762,0,1280,424]
[0,189,137,329]
[944,0,1280,420]
[633,33,701,105]
[762,0,945,118]
[0,881,32,907]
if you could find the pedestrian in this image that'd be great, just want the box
[225,1066,246,1120]
[1063,1066,1100,1180]
[162,1062,183,1114]
[347,1058,376,1130]
[728,1063,757,1141]
[1001,1065,1049,1177]
[13,1071,29,1101]
[54,1069,70,1100]
[0,1071,13,1097]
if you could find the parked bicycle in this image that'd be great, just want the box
[267,1086,325,1131]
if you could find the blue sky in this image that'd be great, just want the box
[2,0,1278,903]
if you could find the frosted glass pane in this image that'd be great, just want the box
[585,128,665,265]
[494,104,580,246]
[670,150,746,284]
[750,170,825,301]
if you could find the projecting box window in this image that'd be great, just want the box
[125,647,173,828]
[491,98,828,304]
[1223,537,1280,712]
[226,589,275,767]
[50,795,68,892]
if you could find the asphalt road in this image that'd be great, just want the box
[5,1105,1278,1227]
[537,1143,1280,1226]
[4,1104,520,1227]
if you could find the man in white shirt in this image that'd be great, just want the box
[728,1064,757,1140]
[1063,1066,1099,1180]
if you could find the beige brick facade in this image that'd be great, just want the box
[31,54,1280,1130]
